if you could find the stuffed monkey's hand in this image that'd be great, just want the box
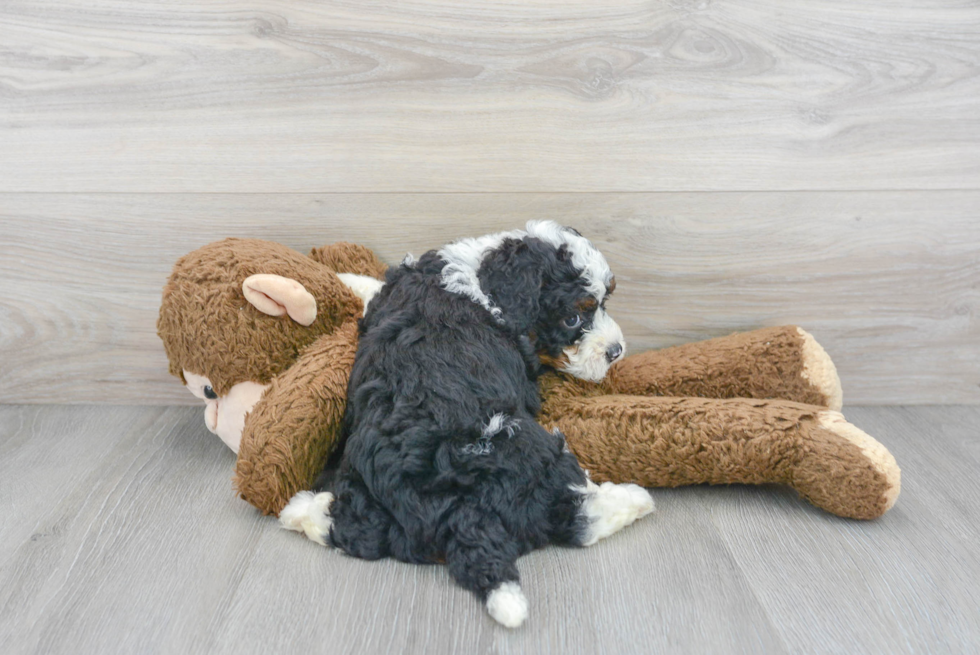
[309,242,388,280]
[234,320,360,516]
[309,243,389,313]
[603,326,843,410]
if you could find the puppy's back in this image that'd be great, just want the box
[345,251,539,445]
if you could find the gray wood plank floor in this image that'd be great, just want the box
[1,405,976,654]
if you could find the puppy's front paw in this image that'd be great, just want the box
[279,491,334,546]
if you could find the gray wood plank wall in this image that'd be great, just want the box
[1,0,978,405]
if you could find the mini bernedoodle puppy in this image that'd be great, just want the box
[281,221,654,628]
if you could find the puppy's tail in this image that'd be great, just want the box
[279,490,334,546]
[486,581,529,628]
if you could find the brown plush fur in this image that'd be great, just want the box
[157,239,385,513]
[604,326,835,408]
[158,239,900,520]
[158,239,364,396]
[309,242,389,281]
[539,386,894,520]
[235,320,359,514]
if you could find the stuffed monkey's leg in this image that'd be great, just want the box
[604,326,842,410]
[543,396,899,520]
[234,320,359,516]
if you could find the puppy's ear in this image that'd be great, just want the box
[478,237,551,334]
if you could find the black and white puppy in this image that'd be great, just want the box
[281,221,654,628]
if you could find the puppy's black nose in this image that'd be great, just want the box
[605,343,623,363]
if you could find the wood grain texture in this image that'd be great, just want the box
[706,406,980,654]
[0,406,260,654]
[1,192,977,405]
[1,404,977,654]
[1,0,978,192]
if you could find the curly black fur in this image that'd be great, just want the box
[315,235,610,602]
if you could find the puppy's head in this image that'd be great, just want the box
[440,221,626,382]
[523,221,626,382]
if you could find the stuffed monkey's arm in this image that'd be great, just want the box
[541,393,899,520]
[309,242,388,280]
[234,320,359,516]
[604,326,842,410]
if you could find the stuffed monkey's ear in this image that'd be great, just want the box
[242,274,317,326]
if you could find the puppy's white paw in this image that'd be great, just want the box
[579,481,655,547]
[623,482,656,518]
[279,491,334,546]
[486,582,529,629]
[337,273,385,312]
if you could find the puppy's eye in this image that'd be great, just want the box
[562,315,582,329]
[203,385,217,400]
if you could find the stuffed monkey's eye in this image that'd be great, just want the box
[562,314,582,329]
[203,385,217,400]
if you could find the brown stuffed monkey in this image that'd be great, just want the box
[158,239,900,521]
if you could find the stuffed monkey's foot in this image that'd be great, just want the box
[791,411,901,520]
[578,481,655,547]
[548,395,900,520]
[280,491,334,546]
[797,328,842,411]
[597,325,843,409]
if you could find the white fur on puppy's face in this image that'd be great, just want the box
[558,308,626,382]
[525,221,614,302]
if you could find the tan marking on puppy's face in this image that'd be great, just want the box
[538,351,572,370]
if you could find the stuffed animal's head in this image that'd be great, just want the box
[157,238,369,450]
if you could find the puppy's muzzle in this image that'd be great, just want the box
[560,308,626,382]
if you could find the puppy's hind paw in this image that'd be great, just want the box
[624,482,656,519]
[486,582,529,629]
[580,481,655,547]
[279,491,334,546]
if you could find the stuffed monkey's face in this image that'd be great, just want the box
[182,370,268,454]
